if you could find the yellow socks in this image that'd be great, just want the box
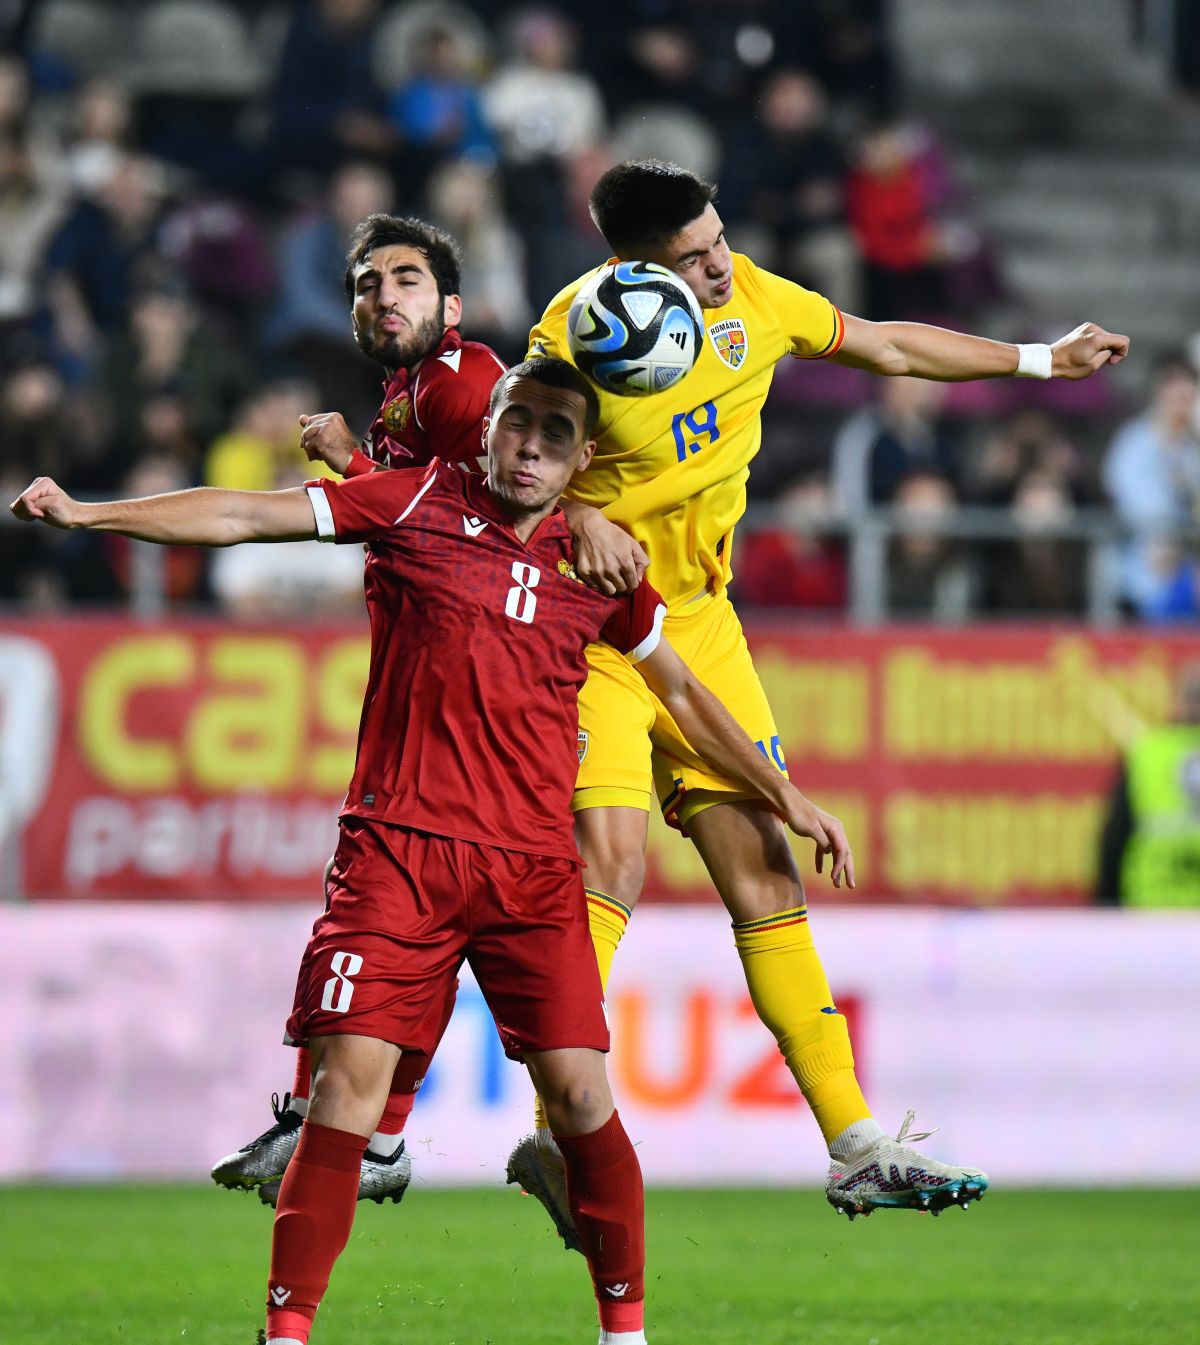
[583,888,632,990]
[732,906,872,1144]
[534,888,632,1133]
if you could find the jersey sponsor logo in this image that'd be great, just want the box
[708,317,747,370]
[437,348,463,372]
[556,557,583,585]
[383,393,411,434]
[577,729,589,764]
[463,515,488,537]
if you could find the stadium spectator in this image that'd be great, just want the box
[266,0,393,180]
[1103,353,1200,617]
[886,469,974,619]
[719,69,860,311]
[845,119,992,323]
[426,159,532,362]
[100,281,249,480]
[1096,659,1200,905]
[264,162,394,426]
[979,469,1088,615]
[970,409,1089,509]
[386,22,495,184]
[485,6,606,297]
[42,153,170,376]
[732,473,848,612]
[205,381,326,494]
[62,78,135,193]
[831,374,959,509]
[0,123,68,338]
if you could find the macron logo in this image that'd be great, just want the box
[438,348,463,373]
[463,515,488,537]
[270,1286,292,1306]
[604,1283,630,1298]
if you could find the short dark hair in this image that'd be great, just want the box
[488,357,601,437]
[343,213,462,302]
[589,160,718,256]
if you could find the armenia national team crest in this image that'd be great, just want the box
[383,393,411,433]
[708,317,747,370]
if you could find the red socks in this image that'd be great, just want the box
[265,1122,368,1343]
[554,1111,645,1335]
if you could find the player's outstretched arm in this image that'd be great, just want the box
[10,477,319,546]
[561,498,649,596]
[833,314,1129,382]
[635,639,855,888]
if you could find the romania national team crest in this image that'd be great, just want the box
[383,393,411,434]
[708,317,747,370]
[577,730,589,764]
[557,557,583,584]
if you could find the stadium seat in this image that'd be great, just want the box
[127,0,265,97]
[609,106,721,182]
[372,2,491,89]
[31,0,124,78]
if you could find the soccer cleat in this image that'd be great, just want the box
[257,1139,413,1209]
[505,1130,582,1253]
[825,1110,989,1217]
[211,1092,303,1191]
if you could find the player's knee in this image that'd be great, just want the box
[542,1075,613,1136]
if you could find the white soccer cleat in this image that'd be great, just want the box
[825,1110,989,1218]
[505,1129,583,1252]
[257,1140,413,1208]
[211,1093,303,1191]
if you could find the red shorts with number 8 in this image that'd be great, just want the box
[286,817,608,1060]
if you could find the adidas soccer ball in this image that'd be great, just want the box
[566,261,704,397]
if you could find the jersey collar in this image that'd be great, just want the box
[380,326,464,397]
[464,473,570,548]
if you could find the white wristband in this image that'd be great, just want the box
[1015,343,1053,379]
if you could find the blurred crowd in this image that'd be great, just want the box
[0,0,1197,621]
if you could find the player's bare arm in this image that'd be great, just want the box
[635,638,855,889]
[559,497,649,596]
[10,477,319,546]
[299,411,360,475]
[833,314,1129,381]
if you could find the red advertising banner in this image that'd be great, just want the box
[2,618,1197,904]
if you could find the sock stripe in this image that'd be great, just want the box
[732,906,808,934]
[586,888,633,923]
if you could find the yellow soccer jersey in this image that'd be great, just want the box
[528,251,844,608]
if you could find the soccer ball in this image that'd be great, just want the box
[566,261,704,397]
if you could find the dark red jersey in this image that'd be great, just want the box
[306,462,666,860]
[345,328,507,478]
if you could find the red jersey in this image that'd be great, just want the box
[345,328,507,477]
[306,462,666,861]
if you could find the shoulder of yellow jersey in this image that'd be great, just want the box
[526,260,614,360]
[729,251,845,360]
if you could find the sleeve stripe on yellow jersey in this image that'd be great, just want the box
[796,305,845,360]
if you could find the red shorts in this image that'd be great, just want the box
[286,818,608,1060]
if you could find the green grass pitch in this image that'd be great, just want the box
[2,1185,1196,1344]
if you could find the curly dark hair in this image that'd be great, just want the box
[343,214,462,302]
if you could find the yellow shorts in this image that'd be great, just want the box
[573,591,787,829]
